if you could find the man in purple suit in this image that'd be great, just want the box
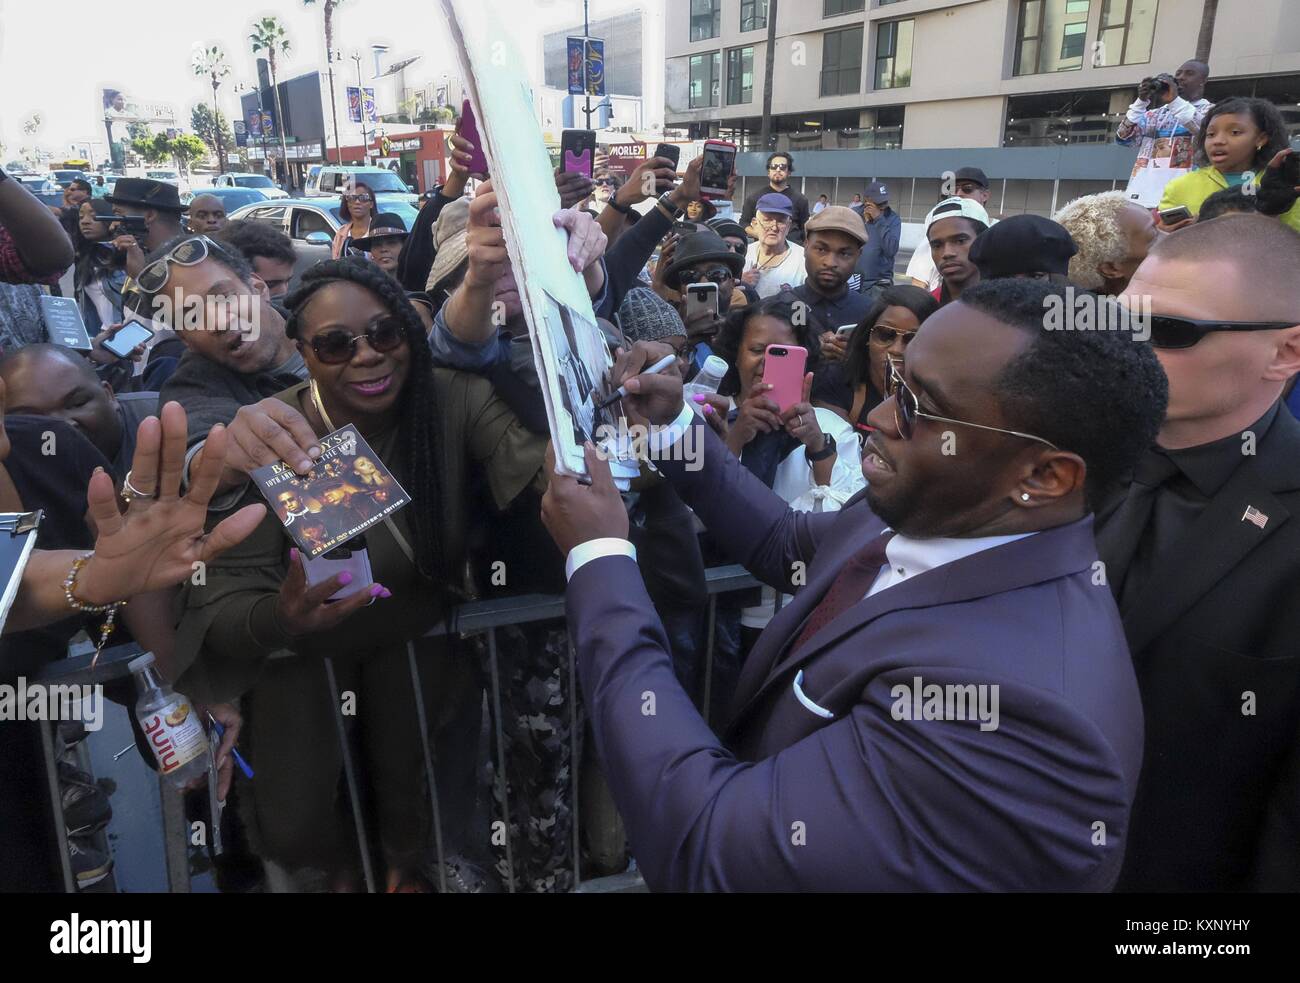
[541,279,1168,891]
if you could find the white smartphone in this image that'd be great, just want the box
[835,323,857,339]
[684,282,719,321]
[102,318,155,359]
[303,538,374,603]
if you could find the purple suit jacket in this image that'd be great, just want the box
[566,419,1143,891]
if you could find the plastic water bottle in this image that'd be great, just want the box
[129,653,210,789]
[684,355,729,413]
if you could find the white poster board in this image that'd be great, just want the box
[440,0,638,484]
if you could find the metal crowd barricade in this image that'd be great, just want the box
[66,565,763,893]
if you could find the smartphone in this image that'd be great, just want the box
[699,140,737,199]
[102,318,155,359]
[761,344,808,413]
[303,538,373,603]
[835,323,857,339]
[673,220,700,236]
[455,99,490,178]
[561,129,598,179]
[653,143,681,169]
[106,214,149,239]
[39,295,93,351]
[683,282,719,322]
[1158,205,1193,224]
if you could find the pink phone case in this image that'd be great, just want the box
[563,148,593,178]
[457,100,489,176]
[761,344,808,413]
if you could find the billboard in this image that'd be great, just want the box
[101,87,177,168]
[566,37,605,96]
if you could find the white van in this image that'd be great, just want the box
[304,165,416,204]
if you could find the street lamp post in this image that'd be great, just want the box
[352,51,369,165]
[327,50,344,165]
[235,82,271,177]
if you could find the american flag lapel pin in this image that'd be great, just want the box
[1242,506,1269,529]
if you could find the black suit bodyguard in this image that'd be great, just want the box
[1096,215,1300,891]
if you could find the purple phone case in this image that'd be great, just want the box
[563,148,593,178]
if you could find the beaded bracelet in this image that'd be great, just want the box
[63,552,126,669]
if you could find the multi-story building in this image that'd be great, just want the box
[664,0,1300,218]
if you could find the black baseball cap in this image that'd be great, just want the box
[954,166,990,188]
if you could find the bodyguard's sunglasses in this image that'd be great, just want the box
[136,235,217,294]
[883,358,1059,448]
[1144,314,1299,350]
[307,317,406,364]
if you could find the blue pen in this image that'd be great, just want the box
[207,711,255,780]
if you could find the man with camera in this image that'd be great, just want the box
[104,177,189,278]
[1117,60,1212,208]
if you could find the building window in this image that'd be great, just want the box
[820,27,863,96]
[689,51,721,108]
[824,0,866,16]
[740,0,768,32]
[874,20,914,89]
[690,0,720,42]
[1096,0,1159,66]
[1014,0,1093,76]
[726,47,755,105]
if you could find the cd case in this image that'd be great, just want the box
[250,426,410,558]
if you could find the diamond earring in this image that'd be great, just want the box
[1020,493,1031,502]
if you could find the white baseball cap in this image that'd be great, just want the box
[924,196,991,234]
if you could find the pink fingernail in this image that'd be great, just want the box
[692,393,707,403]
[702,404,715,416]
[289,548,300,562]
[338,572,353,586]
[379,588,393,599]
[369,584,385,598]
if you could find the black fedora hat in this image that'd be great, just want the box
[663,229,744,289]
[104,178,188,213]
[351,213,410,251]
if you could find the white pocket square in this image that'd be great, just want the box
[793,670,835,719]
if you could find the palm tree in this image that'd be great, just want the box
[193,45,231,175]
[304,0,346,165]
[1195,0,1218,63]
[250,16,292,187]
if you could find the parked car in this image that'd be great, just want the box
[15,174,63,206]
[304,165,417,205]
[227,196,420,282]
[214,173,288,199]
[143,168,190,194]
[49,169,88,189]
[181,187,271,212]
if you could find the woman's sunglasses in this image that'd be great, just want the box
[307,317,406,364]
[869,326,917,346]
[883,358,1058,448]
[345,194,374,204]
[1145,314,1298,349]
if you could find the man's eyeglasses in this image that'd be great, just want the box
[1142,313,1299,349]
[678,267,733,285]
[869,326,916,347]
[137,235,217,294]
[883,358,1059,448]
[768,163,789,172]
[306,317,407,364]
[756,215,789,228]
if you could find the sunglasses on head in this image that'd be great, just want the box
[306,317,406,364]
[136,235,216,294]
[1144,314,1299,349]
[883,358,1058,448]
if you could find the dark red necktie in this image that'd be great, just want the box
[791,531,896,654]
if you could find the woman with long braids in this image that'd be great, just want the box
[174,258,548,891]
